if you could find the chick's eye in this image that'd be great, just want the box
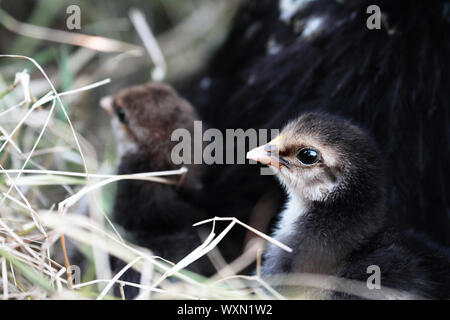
[116,107,127,124]
[297,148,319,165]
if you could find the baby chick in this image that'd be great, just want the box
[101,82,211,297]
[247,112,450,299]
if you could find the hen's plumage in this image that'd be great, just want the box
[181,0,450,246]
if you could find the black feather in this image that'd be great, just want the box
[180,0,450,247]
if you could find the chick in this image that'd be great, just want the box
[247,112,450,299]
[183,0,450,248]
[101,82,211,297]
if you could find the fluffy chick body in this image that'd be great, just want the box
[248,113,450,299]
[102,83,212,297]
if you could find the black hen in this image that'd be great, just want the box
[181,0,450,247]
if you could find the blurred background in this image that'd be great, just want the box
[0,0,239,164]
[0,0,242,299]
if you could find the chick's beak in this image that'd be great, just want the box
[246,135,289,169]
[100,96,114,116]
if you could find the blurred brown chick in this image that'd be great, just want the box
[101,82,211,298]
[102,82,195,169]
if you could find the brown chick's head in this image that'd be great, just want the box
[101,82,197,159]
